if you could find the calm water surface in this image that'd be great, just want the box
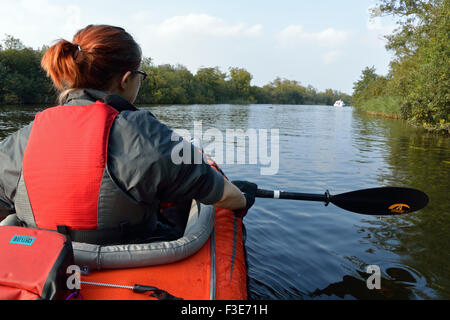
[1,103,449,300]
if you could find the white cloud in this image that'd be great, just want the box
[129,13,265,78]
[278,25,349,48]
[0,0,82,47]
[365,6,397,48]
[367,18,396,35]
[149,14,263,39]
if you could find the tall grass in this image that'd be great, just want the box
[357,96,403,120]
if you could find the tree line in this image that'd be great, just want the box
[0,36,351,106]
[353,0,449,133]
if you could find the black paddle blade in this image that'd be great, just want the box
[330,187,429,215]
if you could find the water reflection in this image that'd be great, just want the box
[351,110,450,299]
[0,105,42,139]
[310,267,420,300]
[143,104,251,130]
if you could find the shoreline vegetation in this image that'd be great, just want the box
[356,96,402,120]
[0,36,351,109]
[352,0,449,135]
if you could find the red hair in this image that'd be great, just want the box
[41,25,142,98]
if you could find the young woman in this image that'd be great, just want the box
[0,24,256,244]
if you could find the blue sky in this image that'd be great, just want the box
[0,0,397,94]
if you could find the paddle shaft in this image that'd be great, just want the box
[256,189,330,203]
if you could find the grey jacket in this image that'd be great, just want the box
[0,89,224,240]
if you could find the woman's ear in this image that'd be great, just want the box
[120,71,133,90]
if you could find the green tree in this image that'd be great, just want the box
[356,0,450,131]
[3,35,26,50]
[194,67,228,103]
[0,36,53,104]
[353,67,378,101]
[228,67,253,102]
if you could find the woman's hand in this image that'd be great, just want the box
[230,180,257,217]
[213,178,257,217]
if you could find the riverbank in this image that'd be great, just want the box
[355,96,449,135]
[356,96,402,120]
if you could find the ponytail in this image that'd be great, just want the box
[41,39,81,91]
[41,25,142,103]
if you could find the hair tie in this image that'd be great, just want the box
[72,43,82,60]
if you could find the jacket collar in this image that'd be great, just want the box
[63,89,139,113]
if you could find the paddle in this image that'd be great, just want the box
[0,187,429,217]
[255,187,429,215]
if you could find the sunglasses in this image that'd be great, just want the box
[132,70,148,82]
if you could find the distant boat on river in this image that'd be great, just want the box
[333,100,345,107]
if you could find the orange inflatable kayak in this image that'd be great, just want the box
[76,206,247,300]
[0,155,247,300]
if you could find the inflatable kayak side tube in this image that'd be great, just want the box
[1,201,215,271]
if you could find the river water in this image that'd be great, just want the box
[0,103,449,300]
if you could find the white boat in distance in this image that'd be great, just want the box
[333,99,345,107]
